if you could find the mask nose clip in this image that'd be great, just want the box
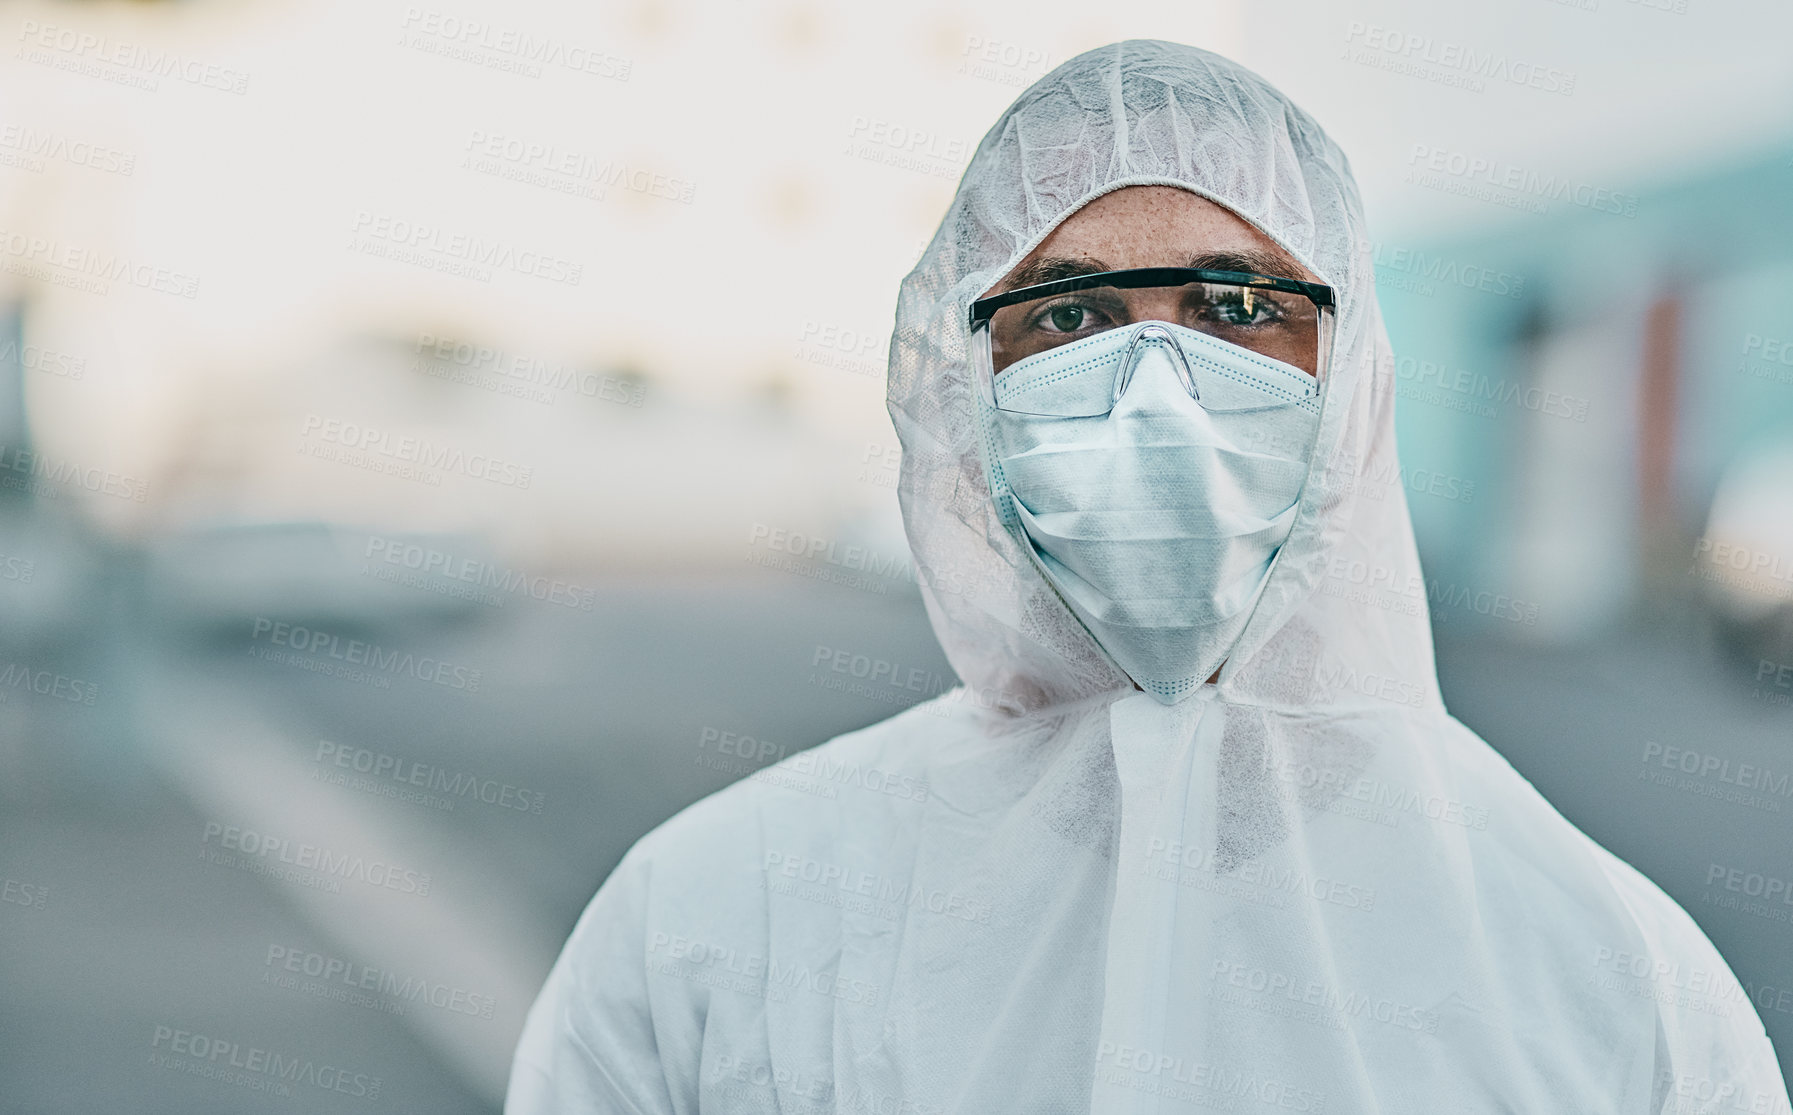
[1114,323,1199,410]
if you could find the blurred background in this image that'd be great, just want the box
[2,0,1791,1110]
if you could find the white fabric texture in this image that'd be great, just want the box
[507,39,1791,1114]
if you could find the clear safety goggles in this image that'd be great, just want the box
[969,267,1336,417]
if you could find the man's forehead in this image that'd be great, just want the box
[994,184,1316,289]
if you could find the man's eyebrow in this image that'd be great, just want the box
[999,248,1313,294]
[1183,249,1310,282]
[1001,256,1110,291]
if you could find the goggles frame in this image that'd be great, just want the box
[970,266,1334,329]
[968,266,1337,414]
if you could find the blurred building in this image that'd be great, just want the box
[1376,141,1793,645]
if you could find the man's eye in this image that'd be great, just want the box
[1033,299,1110,334]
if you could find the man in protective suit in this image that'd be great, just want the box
[507,39,1792,1114]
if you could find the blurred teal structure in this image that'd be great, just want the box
[1377,140,1793,642]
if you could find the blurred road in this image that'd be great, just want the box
[0,505,951,1114]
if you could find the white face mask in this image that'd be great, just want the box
[976,320,1323,703]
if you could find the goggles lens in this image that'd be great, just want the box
[986,279,1328,380]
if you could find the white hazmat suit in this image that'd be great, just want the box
[508,39,1792,1114]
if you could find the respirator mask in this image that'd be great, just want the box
[969,266,1334,703]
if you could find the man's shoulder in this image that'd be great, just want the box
[1585,839,1760,1014]
[1436,715,1783,1080]
[1440,715,1713,949]
[1588,843,1790,1101]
